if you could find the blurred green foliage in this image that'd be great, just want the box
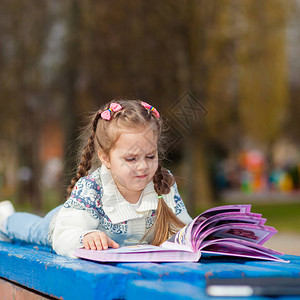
[195,202,300,233]
[250,202,300,233]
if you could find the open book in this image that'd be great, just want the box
[74,204,288,263]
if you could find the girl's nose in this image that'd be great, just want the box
[136,159,148,171]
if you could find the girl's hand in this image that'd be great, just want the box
[83,231,119,250]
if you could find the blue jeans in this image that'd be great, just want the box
[2,205,62,247]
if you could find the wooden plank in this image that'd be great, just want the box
[116,262,207,281]
[117,260,293,281]
[126,279,300,300]
[126,280,271,300]
[1,241,299,299]
[245,261,300,277]
[0,277,51,300]
[280,255,300,263]
[0,242,141,300]
[161,262,245,279]
[199,262,295,278]
[127,280,207,300]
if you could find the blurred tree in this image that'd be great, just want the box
[0,0,63,209]
[285,1,300,143]
[61,0,290,212]
[193,0,289,207]
[71,0,217,212]
[0,0,293,213]
[237,0,289,150]
[62,0,91,199]
[0,1,48,209]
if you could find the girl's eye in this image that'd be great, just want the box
[125,155,155,162]
[125,158,136,162]
[146,155,155,159]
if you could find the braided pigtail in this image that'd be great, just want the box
[66,112,101,198]
[153,164,174,195]
[141,165,186,246]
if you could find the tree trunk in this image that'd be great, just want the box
[62,0,82,200]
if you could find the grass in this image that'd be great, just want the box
[250,202,300,233]
[196,202,300,234]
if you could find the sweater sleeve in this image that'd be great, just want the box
[172,181,193,225]
[52,176,102,257]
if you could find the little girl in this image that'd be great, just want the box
[0,100,192,257]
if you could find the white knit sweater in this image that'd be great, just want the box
[50,165,192,257]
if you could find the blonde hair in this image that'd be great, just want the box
[67,99,185,245]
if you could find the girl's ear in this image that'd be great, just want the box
[98,150,111,169]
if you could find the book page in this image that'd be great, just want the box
[168,205,254,251]
[74,245,201,262]
[198,205,251,219]
[193,213,266,249]
[199,223,277,246]
[201,238,283,255]
[200,238,288,263]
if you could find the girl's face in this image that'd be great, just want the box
[98,127,159,201]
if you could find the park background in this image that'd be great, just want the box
[0,0,300,254]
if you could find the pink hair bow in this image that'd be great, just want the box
[100,103,122,120]
[141,101,160,118]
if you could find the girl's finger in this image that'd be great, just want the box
[107,237,119,249]
[99,232,108,250]
[88,238,97,250]
[94,235,103,250]
[83,239,90,250]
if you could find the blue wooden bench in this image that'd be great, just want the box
[0,241,299,299]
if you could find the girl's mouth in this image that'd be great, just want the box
[136,175,147,179]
